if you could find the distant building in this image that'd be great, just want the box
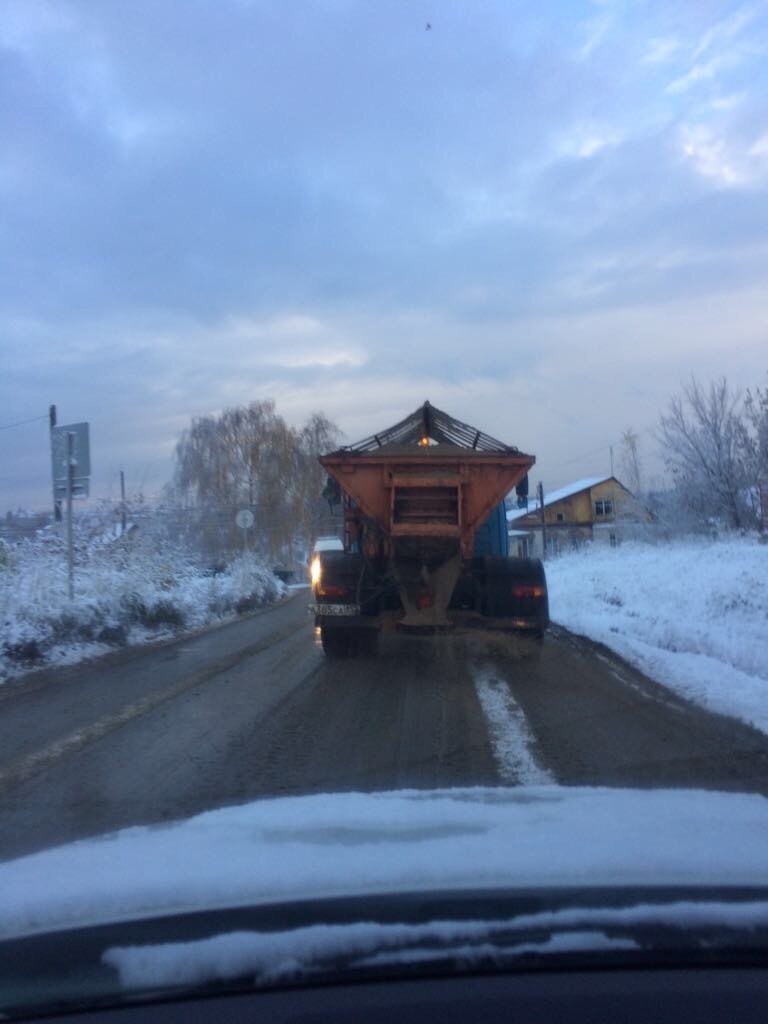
[507,476,652,557]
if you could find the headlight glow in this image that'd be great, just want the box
[310,556,322,587]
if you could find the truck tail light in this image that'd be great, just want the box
[511,584,546,599]
[318,583,348,599]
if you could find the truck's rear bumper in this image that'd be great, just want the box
[311,605,546,635]
[448,610,547,633]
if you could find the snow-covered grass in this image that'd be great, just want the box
[546,536,768,735]
[0,532,286,683]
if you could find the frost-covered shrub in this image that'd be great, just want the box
[0,540,12,570]
[0,525,286,682]
[138,599,186,630]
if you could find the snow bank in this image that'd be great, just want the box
[2,786,768,940]
[0,535,286,683]
[546,536,768,735]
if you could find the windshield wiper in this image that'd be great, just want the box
[3,887,768,1018]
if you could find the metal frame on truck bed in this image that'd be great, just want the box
[310,402,549,656]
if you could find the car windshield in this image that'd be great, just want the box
[1,0,768,1014]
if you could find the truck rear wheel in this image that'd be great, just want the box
[478,556,549,633]
[321,627,350,658]
[320,626,379,658]
[355,629,379,657]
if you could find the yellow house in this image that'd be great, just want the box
[507,475,649,556]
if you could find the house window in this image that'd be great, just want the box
[556,512,564,522]
[595,498,614,517]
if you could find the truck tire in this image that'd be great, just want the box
[320,626,379,658]
[355,629,379,657]
[321,627,350,658]
[479,556,549,634]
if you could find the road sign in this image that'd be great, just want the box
[235,509,254,529]
[50,422,90,601]
[51,422,90,497]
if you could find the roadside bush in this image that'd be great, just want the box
[0,535,286,682]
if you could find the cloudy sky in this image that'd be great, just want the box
[2,0,768,510]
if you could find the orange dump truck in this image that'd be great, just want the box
[309,401,548,656]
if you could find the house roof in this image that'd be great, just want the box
[507,475,613,523]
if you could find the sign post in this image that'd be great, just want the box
[51,421,91,599]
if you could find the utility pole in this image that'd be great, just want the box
[120,470,127,535]
[538,481,547,560]
[50,404,62,522]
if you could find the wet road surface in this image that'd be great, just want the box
[1,589,767,861]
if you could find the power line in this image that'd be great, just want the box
[0,414,48,432]
[549,425,657,473]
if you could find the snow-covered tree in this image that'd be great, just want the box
[658,377,753,529]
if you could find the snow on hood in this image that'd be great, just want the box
[2,785,768,940]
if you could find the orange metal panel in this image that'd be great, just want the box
[391,523,462,537]
[391,474,463,488]
[320,448,534,556]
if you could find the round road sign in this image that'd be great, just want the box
[235,509,254,530]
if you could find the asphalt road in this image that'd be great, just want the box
[1,589,768,862]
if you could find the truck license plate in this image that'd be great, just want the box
[310,603,360,617]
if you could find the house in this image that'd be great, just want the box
[506,475,651,557]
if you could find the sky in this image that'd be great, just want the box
[2,0,768,511]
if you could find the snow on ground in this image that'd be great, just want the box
[2,786,768,940]
[546,536,768,735]
[0,533,286,683]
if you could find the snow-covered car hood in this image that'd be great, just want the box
[2,785,768,940]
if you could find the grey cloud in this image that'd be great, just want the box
[3,0,768,508]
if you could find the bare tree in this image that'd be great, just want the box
[170,400,340,560]
[297,412,342,543]
[744,379,768,528]
[658,377,753,529]
[619,427,643,495]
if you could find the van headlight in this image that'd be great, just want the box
[310,556,322,588]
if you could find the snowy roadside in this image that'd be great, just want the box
[546,537,768,736]
[0,545,287,685]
